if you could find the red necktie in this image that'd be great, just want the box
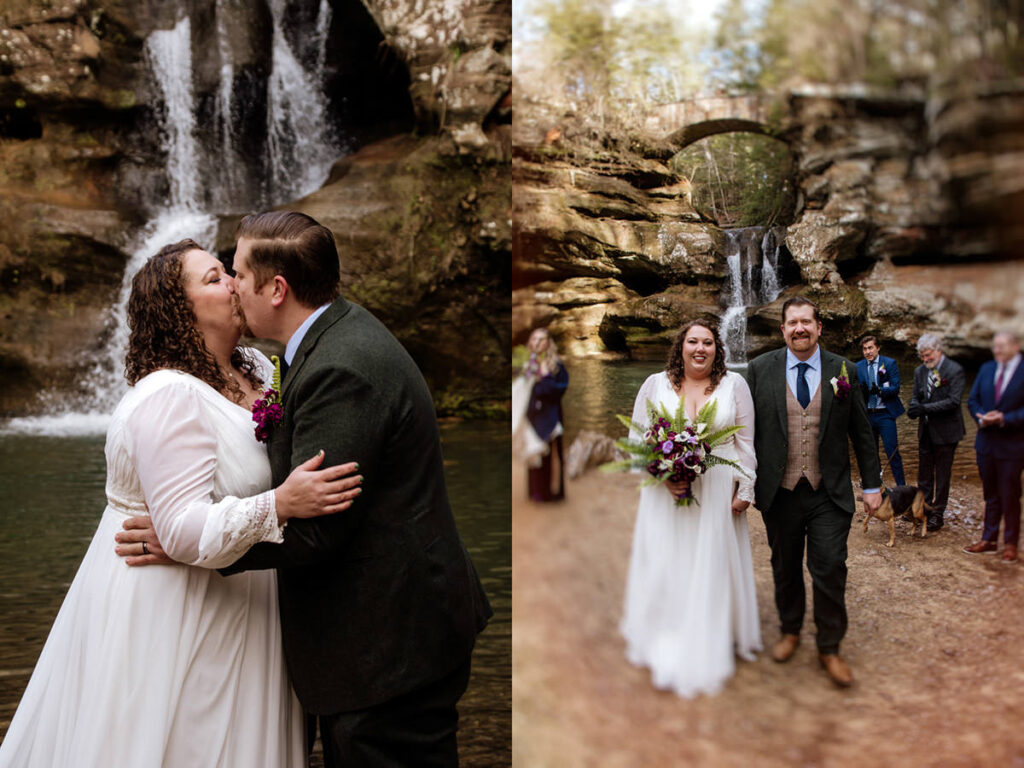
[995,366,1005,403]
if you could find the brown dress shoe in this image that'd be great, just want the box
[1002,544,1018,563]
[819,654,854,687]
[771,634,800,663]
[963,540,998,555]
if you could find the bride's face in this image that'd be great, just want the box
[182,249,242,346]
[682,325,715,378]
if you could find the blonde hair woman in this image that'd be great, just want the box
[512,328,569,501]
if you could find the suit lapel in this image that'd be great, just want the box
[998,357,1024,406]
[818,350,836,443]
[771,348,789,442]
[280,297,351,396]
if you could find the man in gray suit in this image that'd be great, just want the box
[906,332,966,532]
[747,297,881,687]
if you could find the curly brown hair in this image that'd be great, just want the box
[125,239,262,403]
[665,320,728,395]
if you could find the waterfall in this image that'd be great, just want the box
[265,0,337,203]
[720,226,785,365]
[4,6,341,436]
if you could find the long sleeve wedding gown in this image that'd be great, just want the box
[620,370,762,698]
[0,358,305,767]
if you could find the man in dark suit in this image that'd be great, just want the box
[857,335,906,486]
[906,333,966,533]
[963,331,1024,562]
[223,211,492,765]
[747,297,881,688]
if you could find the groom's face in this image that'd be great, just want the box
[231,238,274,338]
[781,304,821,356]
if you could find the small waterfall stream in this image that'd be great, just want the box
[5,4,341,435]
[721,226,785,365]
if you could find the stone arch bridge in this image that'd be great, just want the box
[642,93,782,149]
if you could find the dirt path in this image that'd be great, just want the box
[513,462,1024,768]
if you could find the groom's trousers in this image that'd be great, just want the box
[764,480,850,655]
[315,656,472,767]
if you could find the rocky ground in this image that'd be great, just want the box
[513,461,1024,768]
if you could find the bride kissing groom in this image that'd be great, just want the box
[0,210,491,768]
[124,211,494,765]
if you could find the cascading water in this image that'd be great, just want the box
[4,5,341,436]
[720,226,786,365]
[265,0,336,203]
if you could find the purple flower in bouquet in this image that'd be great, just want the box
[603,394,748,507]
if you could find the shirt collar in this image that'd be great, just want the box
[787,345,821,371]
[284,303,332,365]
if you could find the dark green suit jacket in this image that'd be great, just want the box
[747,347,881,516]
[222,298,492,714]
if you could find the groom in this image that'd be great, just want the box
[123,211,492,765]
[746,297,881,687]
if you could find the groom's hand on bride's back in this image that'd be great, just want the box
[116,514,174,567]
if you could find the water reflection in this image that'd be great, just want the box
[0,423,510,765]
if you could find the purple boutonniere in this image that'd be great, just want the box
[252,355,284,443]
[830,361,852,400]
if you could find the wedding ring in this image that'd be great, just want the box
[142,541,149,555]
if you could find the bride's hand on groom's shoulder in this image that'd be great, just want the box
[116,514,174,567]
[274,451,363,523]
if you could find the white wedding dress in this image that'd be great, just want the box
[620,370,762,698]
[0,358,305,767]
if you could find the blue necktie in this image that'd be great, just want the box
[869,361,877,408]
[797,362,810,409]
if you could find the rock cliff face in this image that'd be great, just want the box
[514,84,1024,367]
[0,0,510,417]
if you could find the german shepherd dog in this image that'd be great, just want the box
[862,485,933,547]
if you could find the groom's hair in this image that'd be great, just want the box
[781,295,820,323]
[235,211,341,308]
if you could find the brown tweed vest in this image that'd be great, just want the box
[781,378,823,490]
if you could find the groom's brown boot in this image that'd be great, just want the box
[771,633,800,663]
[818,654,854,687]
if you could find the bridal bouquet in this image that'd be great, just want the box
[602,397,747,506]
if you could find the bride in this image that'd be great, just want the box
[0,239,362,767]
[620,320,761,697]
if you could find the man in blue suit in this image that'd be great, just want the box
[964,331,1024,563]
[857,336,906,486]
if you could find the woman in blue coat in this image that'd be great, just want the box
[519,328,569,501]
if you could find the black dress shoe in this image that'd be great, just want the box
[926,517,944,532]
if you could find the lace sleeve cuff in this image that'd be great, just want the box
[195,490,286,567]
[735,469,756,505]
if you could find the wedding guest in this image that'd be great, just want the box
[963,331,1024,562]
[517,328,569,502]
[906,333,966,532]
[857,336,906,486]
